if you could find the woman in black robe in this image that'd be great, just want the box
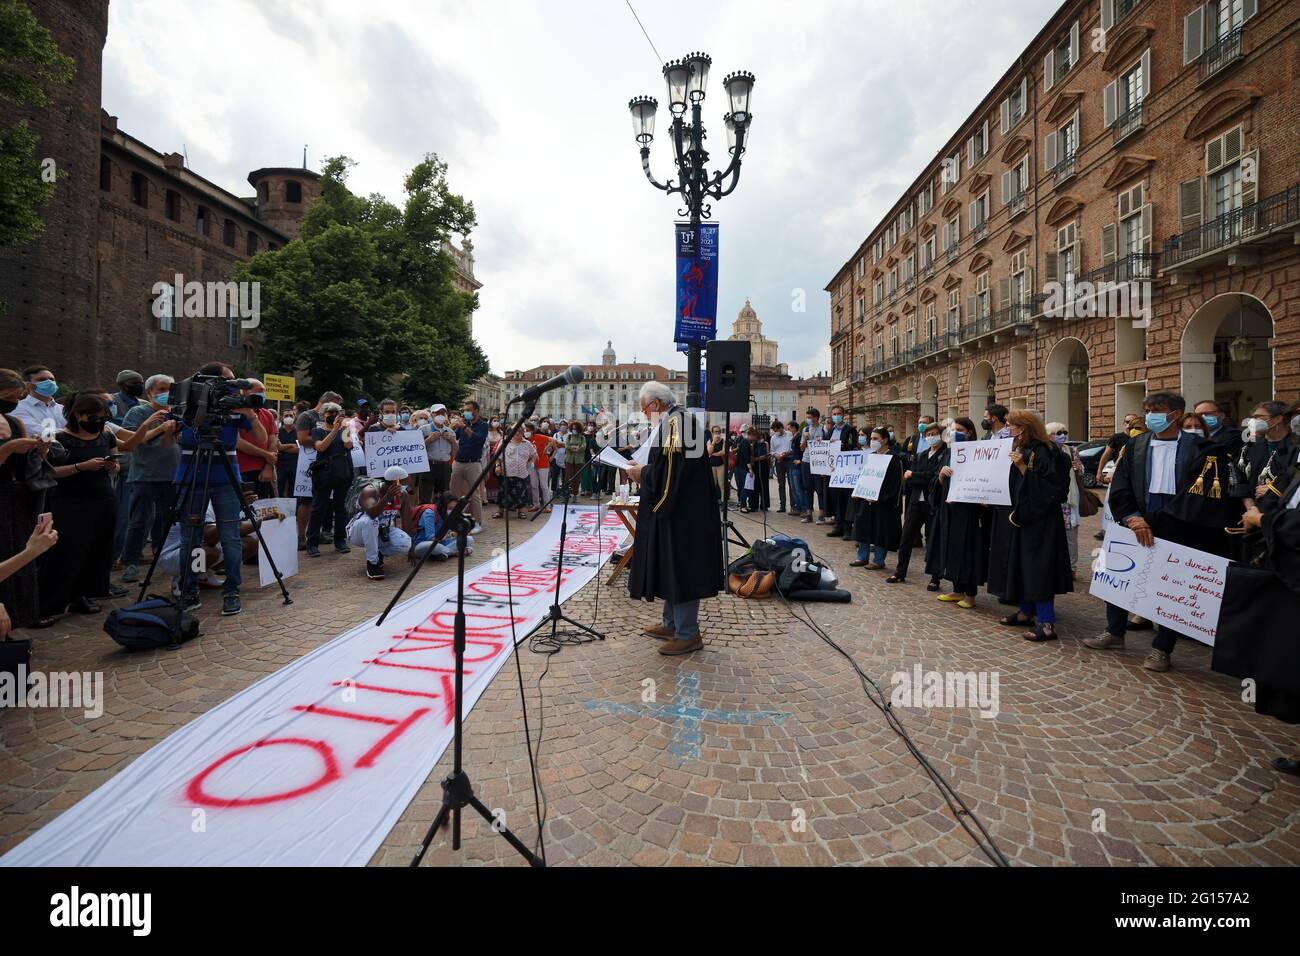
[934,417,990,608]
[851,427,903,571]
[890,421,945,586]
[999,411,1074,641]
[1214,471,1300,774]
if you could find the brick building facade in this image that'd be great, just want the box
[826,0,1300,439]
[0,0,320,389]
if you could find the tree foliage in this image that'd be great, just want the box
[236,154,484,405]
[0,0,75,251]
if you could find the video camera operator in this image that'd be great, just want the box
[173,362,267,618]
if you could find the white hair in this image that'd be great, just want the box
[145,374,174,391]
[639,381,675,407]
[320,401,342,415]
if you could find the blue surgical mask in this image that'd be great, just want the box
[1054,434,1067,445]
[858,436,868,446]
[156,392,170,406]
[33,379,58,398]
[833,415,844,425]
[1145,412,1170,433]
[1203,415,1219,431]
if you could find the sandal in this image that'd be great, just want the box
[998,613,1036,627]
[1025,623,1058,642]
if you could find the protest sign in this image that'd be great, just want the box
[350,445,367,476]
[252,498,299,588]
[364,429,430,476]
[851,453,894,501]
[808,440,836,477]
[947,438,1013,505]
[829,450,866,489]
[294,446,316,498]
[1089,525,1230,645]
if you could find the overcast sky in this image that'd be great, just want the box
[102,0,1060,379]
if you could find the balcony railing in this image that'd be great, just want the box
[1202,27,1243,83]
[1052,152,1077,186]
[1078,252,1158,286]
[1008,191,1027,218]
[1112,102,1144,143]
[944,243,959,264]
[990,302,1034,332]
[971,220,988,243]
[902,276,916,294]
[1162,185,1300,269]
[958,310,992,341]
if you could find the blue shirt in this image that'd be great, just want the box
[456,420,489,463]
[412,508,441,547]
[174,415,251,484]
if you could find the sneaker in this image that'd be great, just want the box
[334,542,351,554]
[1082,632,1125,650]
[120,564,141,584]
[306,545,321,558]
[800,516,813,523]
[366,561,386,580]
[815,517,827,525]
[1143,649,1171,672]
[180,595,201,613]
[222,594,241,616]
[470,524,483,535]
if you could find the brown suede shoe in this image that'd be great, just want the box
[659,634,704,656]
[643,624,676,640]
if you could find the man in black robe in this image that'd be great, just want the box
[625,382,722,656]
[1214,468,1300,775]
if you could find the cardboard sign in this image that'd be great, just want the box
[808,440,836,477]
[947,438,1013,505]
[851,453,894,501]
[350,445,367,476]
[251,498,299,588]
[364,428,430,477]
[1089,525,1230,646]
[262,374,295,402]
[829,450,866,489]
[294,446,316,498]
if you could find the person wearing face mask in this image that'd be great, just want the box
[118,375,182,584]
[14,365,66,442]
[1193,399,1239,454]
[1046,422,1085,578]
[0,367,59,629]
[768,420,792,513]
[826,406,856,538]
[451,401,488,533]
[799,408,829,524]
[37,393,122,618]
[933,418,990,607]
[786,422,807,516]
[1083,393,1205,670]
[890,422,946,585]
[851,427,904,571]
[275,407,300,499]
[421,404,458,503]
[233,379,279,500]
[624,381,721,656]
[981,404,1010,441]
[1234,401,1300,536]
[305,401,356,559]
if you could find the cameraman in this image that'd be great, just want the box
[174,363,266,617]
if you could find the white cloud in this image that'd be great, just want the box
[103,0,1059,381]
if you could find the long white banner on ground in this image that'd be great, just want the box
[1,507,626,867]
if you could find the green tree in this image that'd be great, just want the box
[236,154,484,404]
[0,0,75,252]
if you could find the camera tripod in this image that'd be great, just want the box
[135,438,293,607]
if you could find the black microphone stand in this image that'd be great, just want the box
[378,404,544,868]
[525,447,606,646]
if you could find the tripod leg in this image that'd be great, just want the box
[216,449,293,605]
[466,795,545,867]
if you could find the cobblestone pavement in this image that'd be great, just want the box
[3,496,1299,867]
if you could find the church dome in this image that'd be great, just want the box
[602,340,616,365]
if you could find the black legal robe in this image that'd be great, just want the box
[999,440,1073,604]
[1214,475,1300,724]
[852,451,904,551]
[929,447,990,587]
[628,405,724,606]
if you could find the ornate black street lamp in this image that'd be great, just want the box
[629,53,755,407]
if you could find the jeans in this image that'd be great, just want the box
[1106,602,1177,653]
[1019,600,1056,624]
[179,478,243,597]
[661,598,700,640]
[789,464,807,512]
[856,543,886,565]
[121,480,173,564]
[112,471,132,560]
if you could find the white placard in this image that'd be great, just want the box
[364,428,430,477]
[350,445,367,476]
[293,446,316,498]
[947,438,1013,505]
[829,449,866,489]
[808,440,836,476]
[252,497,299,588]
[1089,525,1230,646]
[851,453,894,501]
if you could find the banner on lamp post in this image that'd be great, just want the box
[674,222,719,345]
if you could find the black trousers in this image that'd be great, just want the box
[307,473,351,546]
[829,487,852,534]
[39,494,115,616]
[893,499,930,579]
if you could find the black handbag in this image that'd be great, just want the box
[23,445,60,492]
[1,635,33,699]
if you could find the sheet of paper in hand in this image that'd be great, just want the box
[807,440,836,477]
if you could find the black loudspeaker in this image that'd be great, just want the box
[705,340,751,413]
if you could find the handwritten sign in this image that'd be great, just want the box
[350,445,367,476]
[947,438,1012,505]
[808,440,836,476]
[364,428,430,476]
[829,450,866,489]
[1089,525,1231,646]
[851,453,894,501]
[293,446,316,498]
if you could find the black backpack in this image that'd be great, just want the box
[103,597,201,651]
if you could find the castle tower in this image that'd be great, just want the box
[246,167,322,240]
[0,0,111,376]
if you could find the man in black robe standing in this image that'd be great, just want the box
[625,381,723,656]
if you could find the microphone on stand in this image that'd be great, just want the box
[508,365,585,406]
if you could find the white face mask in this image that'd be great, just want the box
[1185,428,1205,438]
[434,415,446,426]
[869,439,883,452]
[383,413,397,425]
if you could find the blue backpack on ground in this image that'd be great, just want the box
[103,597,201,651]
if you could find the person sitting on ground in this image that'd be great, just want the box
[347,466,417,580]
[410,491,475,564]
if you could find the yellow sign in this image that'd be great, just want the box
[263,374,296,402]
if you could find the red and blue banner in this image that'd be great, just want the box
[674,222,719,345]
